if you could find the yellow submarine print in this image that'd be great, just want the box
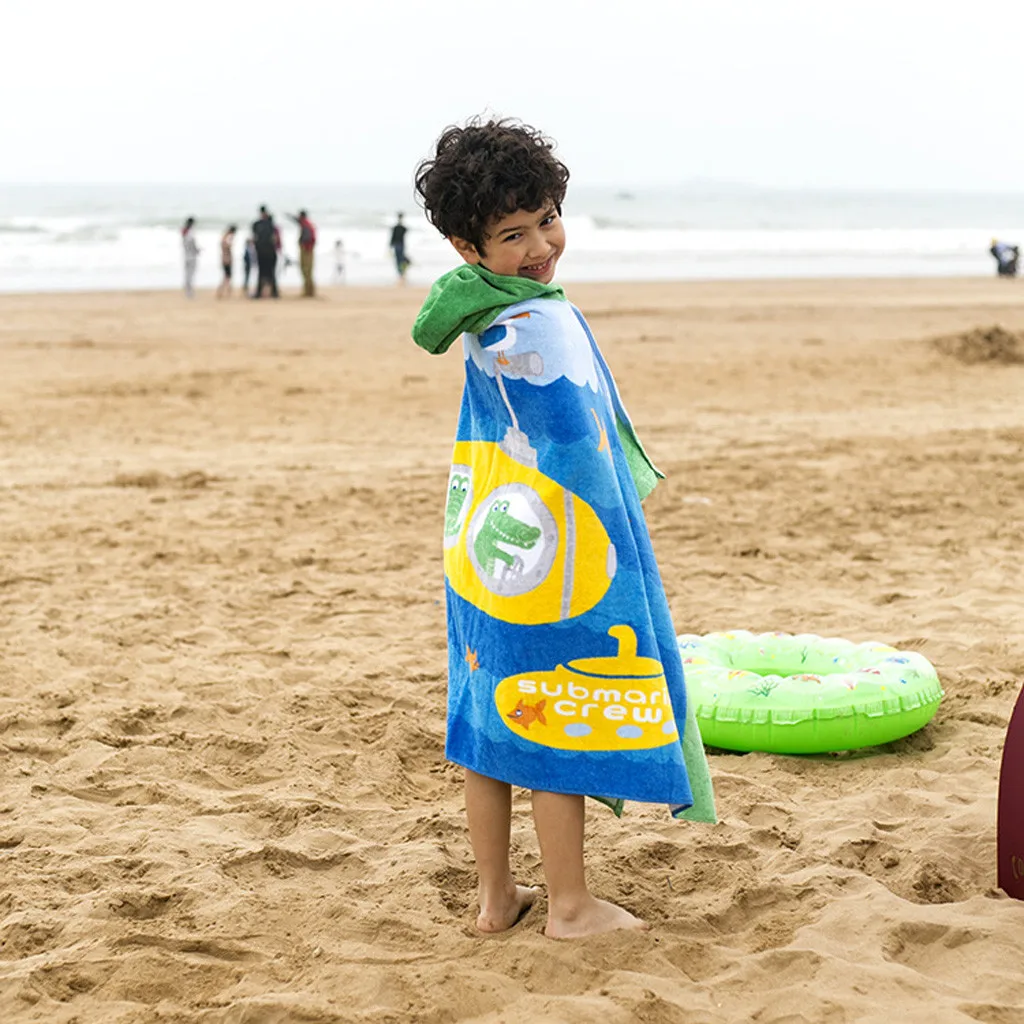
[494,625,678,751]
[444,440,615,625]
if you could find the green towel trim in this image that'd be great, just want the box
[412,264,565,355]
[675,686,718,823]
[615,416,663,502]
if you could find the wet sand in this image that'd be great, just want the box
[1,278,1023,1023]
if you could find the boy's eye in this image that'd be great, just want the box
[503,233,521,243]
[541,215,555,226]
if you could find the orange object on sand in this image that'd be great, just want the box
[997,683,1024,898]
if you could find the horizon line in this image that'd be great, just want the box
[3,181,1024,196]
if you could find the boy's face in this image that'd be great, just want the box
[451,204,565,284]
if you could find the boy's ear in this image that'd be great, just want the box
[449,235,482,265]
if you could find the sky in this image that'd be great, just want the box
[3,0,1023,190]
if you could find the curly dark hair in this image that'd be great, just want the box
[414,118,570,255]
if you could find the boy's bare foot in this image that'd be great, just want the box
[476,884,538,933]
[545,896,649,939]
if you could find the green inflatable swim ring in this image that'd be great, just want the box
[677,630,943,754]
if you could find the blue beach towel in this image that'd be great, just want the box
[414,266,715,822]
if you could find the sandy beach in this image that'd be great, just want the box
[2,277,1023,1023]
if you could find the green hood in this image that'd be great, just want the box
[412,264,565,355]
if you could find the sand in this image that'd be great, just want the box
[1,277,1023,1023]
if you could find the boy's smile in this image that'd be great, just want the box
[453,205,565,284]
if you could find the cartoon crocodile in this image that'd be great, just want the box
[473,499,542,576]
[445,473,470,537]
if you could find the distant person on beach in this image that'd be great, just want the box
[181,217,199,298]
[389,213,410,283]
[288,209,317,297]
[216,225,237,299]
[242,236,256,294]
[334,239,346,283]
[990,238,1020,277]
[251,205,281,298]
[411,118,712,939]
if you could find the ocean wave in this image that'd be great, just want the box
[2,181,1020,292]
[589,214,698,231]
[53,226,122,244]
[131,217,199,230]
[0,222,46,235]
[116,211,401,232]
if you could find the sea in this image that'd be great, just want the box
[2,183,1024,293]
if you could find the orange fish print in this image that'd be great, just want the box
[507,698,547,730]
[465,646,480,672]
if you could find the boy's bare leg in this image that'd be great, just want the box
[464,769,537,932]
[531,790,648,939]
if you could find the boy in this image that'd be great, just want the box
[412,119,713,939]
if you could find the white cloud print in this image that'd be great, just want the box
[464,300,600,392]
